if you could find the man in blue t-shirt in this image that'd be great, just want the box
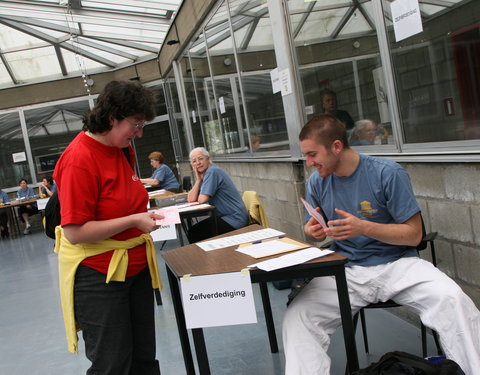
[282,114,480,375]
[187,147,248,242]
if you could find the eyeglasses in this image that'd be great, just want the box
[122,116,146,130]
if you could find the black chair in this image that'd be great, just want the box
[182,175,192,192]
[354,230,443,358]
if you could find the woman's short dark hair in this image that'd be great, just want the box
[83,80,157,133]
[19,178,28,184]
[43,175,54,185]
[299,114,350,148]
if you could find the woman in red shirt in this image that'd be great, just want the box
[54,80,163,375]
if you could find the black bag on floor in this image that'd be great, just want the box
[352,351,465,375]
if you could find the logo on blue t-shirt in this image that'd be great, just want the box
[357,200,378,218]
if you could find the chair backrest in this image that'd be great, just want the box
[182,176,192,192]
[242,190,269,227]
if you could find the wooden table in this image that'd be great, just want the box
[0,199,38,237]
[161,224,359,374]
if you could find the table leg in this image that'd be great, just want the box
[166,267,196,375]
[6,206,20,237]
[192,328,211,375]
[334,267,359,373]
[154,288,162,305]
[259,282,279,353]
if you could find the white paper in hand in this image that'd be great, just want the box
[300,197,327,228]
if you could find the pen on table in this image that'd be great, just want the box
[251,235,285,244]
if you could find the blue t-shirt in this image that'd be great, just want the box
[151,164,180,191]
[17,186,35,199]
[41,184,57,195]
[305,154,420,266]
[0,190,9,203]
[200,165,248,229]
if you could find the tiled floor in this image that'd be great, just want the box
[0,229,439,375]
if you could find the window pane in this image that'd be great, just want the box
[24,100,89,183]
[384,0,480,143]
[0,111,29,188]
[289,0,395,148]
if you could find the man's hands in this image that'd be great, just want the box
[324,208,365,241]
[304,207,365,241]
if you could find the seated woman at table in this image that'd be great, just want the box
[140,151,179,193]
[17,178,39,235]
[38,175,57,197]
[187,147,248,242]
[0,188,9,238]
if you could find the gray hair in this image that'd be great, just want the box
[349,119,375,141]
[189,147,210,160]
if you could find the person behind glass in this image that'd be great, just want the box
[38,175,57,197]
[140,151,180,193]
[17,178,39,235]
[282,114,480,375]
[349,119,377,146]
[0,188,9,238]
[53,80,164,375]
[320,88,354,130]
[187,147,248,243]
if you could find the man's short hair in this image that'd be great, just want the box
[299,114,350,148]
[148,151,164,164]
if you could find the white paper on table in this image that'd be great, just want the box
[177,203,210,212]
[236,240,300,258]
[197,228,285,251]
[249,247,334,272]
[150,224,177,242]
[300,197,327,228]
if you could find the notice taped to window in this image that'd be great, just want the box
[180,271,257,329]
[391,0,423,42]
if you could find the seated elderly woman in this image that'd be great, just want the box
[187,147,248,242]
[140,151,180,193]
[349,119,377,146]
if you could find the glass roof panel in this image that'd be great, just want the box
[0,0,182,88]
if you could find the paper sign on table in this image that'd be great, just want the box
[180,271,257,329]
[150,224,177,242]
[236,237,308,258]
[300,197,327,228]
[36,197,50,210]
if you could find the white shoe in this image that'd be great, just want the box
[26,222,31,229]
[24,227,30,235]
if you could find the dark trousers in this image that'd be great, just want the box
[0,210,7,227]
[187,215,235,243]
[74,265,161,375]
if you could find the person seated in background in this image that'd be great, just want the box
[140,151,180,193]
[251,135,261,152]
[187,147,248,243]
[38,175,57,197]
[17,178,38,235]
[349,119,377,146]
[320,89,354,130]
[0,188,9,238]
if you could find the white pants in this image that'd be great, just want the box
[282,257,480,375]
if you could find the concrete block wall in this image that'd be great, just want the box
[404,162,480,309]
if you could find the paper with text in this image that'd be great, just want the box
[180,271,257,328]
[155,207,180,225]
[197,228,285,251]
[150,224,177,242]
[249,247,334,271]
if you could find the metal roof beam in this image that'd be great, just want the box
[0,48,19,84]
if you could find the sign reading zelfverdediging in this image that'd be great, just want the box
[180,270,257,329]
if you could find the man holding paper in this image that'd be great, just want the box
[282,114,480,375]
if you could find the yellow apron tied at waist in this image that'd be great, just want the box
[53,226,162,353]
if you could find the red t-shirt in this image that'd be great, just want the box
[54,131,148,276]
